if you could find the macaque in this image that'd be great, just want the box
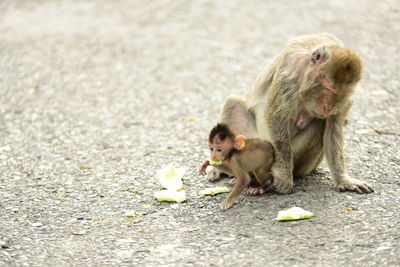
[205,95,259,182]
[199,123,274,211]
[209,33,373,194]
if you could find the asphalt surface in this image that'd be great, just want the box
[0,0,399,266]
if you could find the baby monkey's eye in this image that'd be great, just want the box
[216,148,222,152]
[209,147,214,151]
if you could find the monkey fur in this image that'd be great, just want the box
[207,33,373,195]
[200,123,274,211]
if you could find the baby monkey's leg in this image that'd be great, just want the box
[219,173,251,211]
[248,169,273,196]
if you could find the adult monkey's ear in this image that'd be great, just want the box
[311,46,328,65]
[234,135,246,150]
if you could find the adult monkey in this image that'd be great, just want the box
[208,33,373,194]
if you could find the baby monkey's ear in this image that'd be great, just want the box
[234,135,246,150]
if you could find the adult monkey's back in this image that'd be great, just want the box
[209,33,373,194]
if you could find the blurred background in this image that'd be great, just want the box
[0,1,399,266]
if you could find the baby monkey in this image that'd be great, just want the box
[199,123,274,211]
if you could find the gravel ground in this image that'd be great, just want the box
[0,0,399,266]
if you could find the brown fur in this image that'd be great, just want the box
[245,33,372,194]
[217,138,274,211]
[200,124,274,211]
[209,123,236,144]
[208,33,373,194]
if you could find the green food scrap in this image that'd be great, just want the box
[276,206,313,221]
[124,211,136,217]
[209,159,223,165]
[200,186,230,196]
[158,165,185,191]
[154,190,187,203]
[164,167,177,178]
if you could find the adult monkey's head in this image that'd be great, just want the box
[300,45,362,118]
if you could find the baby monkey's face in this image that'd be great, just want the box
[208,137,233,161]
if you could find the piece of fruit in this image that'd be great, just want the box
[209,159,223,165]
[158,166,185,191]
[276,206,313,221]
[200,186,230,196]
[154,190,187,203]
